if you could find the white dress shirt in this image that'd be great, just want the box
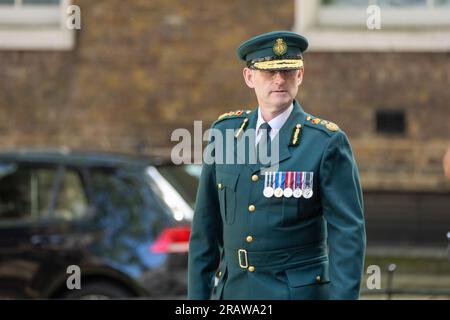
[255,103,293,146]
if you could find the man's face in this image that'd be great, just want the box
[243,68,303,110]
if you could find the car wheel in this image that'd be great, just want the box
[61,281,135,300]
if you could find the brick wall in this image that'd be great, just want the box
[0,0,448,191]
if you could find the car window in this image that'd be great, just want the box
[53,168,89,221]
[0,163,58,224]
[89,169,143,219]
[89,168,172,237]
[155,164,201,209]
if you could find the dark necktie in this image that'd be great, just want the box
[257,122,272,160]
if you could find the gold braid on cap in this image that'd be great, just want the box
[251,59,304,70]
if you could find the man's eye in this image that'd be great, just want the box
[287,71,299,77]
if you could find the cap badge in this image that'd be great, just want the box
[273,38,288,56]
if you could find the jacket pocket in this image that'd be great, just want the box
[267,197,298,227]
[217,171,239,225]
[281,197,299,227]
[285,259,330,300]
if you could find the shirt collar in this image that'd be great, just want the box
[256,103,294,134]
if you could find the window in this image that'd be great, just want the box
[0,164,58,224]
[376,109,406,135]
[54,168,89,221]
[0,0,75,50]
[89,169,172,237]
[155,164,200,210]
[319,0,450,28]
[0,164,90,225]
[294,0,450,51]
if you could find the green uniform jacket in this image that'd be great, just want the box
[188,100,366,300]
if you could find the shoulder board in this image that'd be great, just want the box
[304,115,340,134]
[216,109,251,122]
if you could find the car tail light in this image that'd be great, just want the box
[150,226,191,253]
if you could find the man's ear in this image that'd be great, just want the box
[297,68,304,86]
[243,67,255,89]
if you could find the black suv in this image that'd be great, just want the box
[0,149,194,299]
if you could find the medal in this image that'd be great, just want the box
[263,171,274,198]
[303,172,314,199]
[274,172,283,198]
[283,171,293,198]
[274,188,284,198]
[293,171,302,198]
[303,188,313,198]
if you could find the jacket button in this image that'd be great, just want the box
[218,271,222,277]
[251,175,259,182]
[316,275,321,283]
[248,266,255,272]
[248,205,255,212]
[217,183,223,190]
[246,236,253,243]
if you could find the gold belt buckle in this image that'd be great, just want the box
[238,249,248,269]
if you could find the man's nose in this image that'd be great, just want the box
[273,71,286,83]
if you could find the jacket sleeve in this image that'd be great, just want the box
[319,130,366,300]
[188,135,222,299]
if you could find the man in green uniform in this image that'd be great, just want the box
[188,31,366,300]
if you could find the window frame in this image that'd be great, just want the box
[294,0,450,51]
[0,0,75,51]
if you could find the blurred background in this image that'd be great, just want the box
[0,0,449,299]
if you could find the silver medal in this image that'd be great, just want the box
[264,187,274,198]
[293,188,302,198]
[293,172,302,198]
[283,171,293,198]
[302,172,314,199]
[283,188,293,198]
[263,172,274,198]
[303,188,313,199]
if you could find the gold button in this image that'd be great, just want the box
[246,236,253,243]
[316,275,321,283]
[248,266,255,272]
[248,205,255,212]
[217,183,223,190]
[218,271,222,277]
[251,175,259,182]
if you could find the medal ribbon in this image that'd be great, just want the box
[278,172,282,189]
[300,172,304,190]
[305,172,311,189]
[264,172,268,189]
[286,171,292,189]
[272,172,276,189]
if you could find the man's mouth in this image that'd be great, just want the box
[271,90,287,94]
